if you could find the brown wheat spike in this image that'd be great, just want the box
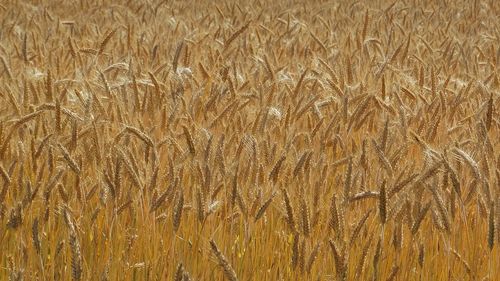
[497,195,500,244]
[328,239,346,281]
[174,263,184,281]
[485,93,493,131]
[355,234,372,279]
[291,233,300,269]
[343,157,353,204]
[414,160,443,187]
[117,149,142,189]
[443,158,461,196]
[70,120,78,151]
[0,55,13,79]
[182,125,196,155]
[429,185,451,233]
[300,197,311,236]
[32,218,41,254]
[386,265,399,281]
[5,88,21,116]
[210,240,239,281]
[298,239,306,273]
[55,99,61,133]
[411,202,431,235]
[0,164,11,185]
[255,194,274,222]
[282,188,296,232]
[182,272,192,281]
[263,54,275,81]
[349,210,372,246]
[330,194,344,239]
[15,110,44,127]
[197,186,206,223]
[372,236,382,280]
[430,67,436,96]
[379,180,387,224]
[361,9,369,42]
[224,22,250,51]
[172,41,184,74]
[46,69,53,102]
[125,125,155,147]
[98,28,116,55]
[269,154,286,184]
[371,139,394,176]
[392,220,404,250]
[306,242,321,274]
[58,143,81,174]
[173,190,184,232]
[0,111,44,157]
[99,70,112,98]
[6,203,23,229]
[488,201,495,250]
[231,166,239,208]
[452,148,481,180]
[69,232,82,281]
[418,244,425,268]
[150,182,175,213]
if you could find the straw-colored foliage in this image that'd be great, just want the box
[0,0,498,280]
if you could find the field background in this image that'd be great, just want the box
[0,0,499,280]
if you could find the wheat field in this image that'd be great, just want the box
[0,0,499,280]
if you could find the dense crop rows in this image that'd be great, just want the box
[0,0,498,280]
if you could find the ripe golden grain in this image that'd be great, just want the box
[0,1,498,280]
